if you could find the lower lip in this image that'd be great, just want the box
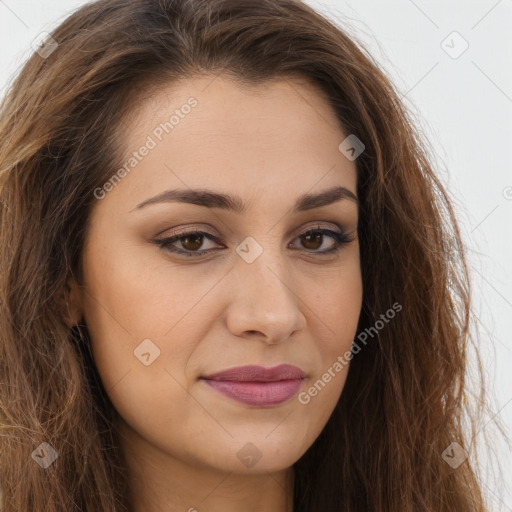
[201,378,303,407]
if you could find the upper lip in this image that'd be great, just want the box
[201,364,306,382]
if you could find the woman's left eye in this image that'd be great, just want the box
[154,227,353,258]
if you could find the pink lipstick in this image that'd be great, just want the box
[201,364,305,407]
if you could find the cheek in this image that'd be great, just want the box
[81,238,202,348]
[296,282,362,442]
[304,264,362,405]
[80,241,221,421]
[314,263,363,351]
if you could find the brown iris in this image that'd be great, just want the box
[180,234,204,251]
[300,232,322,250]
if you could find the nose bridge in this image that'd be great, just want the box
[227,238,305,341]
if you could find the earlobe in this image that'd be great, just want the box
[60,279,84,328]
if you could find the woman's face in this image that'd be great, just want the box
[74,73,362,476]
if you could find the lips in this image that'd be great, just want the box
[201,364,306,406]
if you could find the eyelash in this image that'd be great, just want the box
[154,225,354,258]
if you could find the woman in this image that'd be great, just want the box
[0,0,491,510]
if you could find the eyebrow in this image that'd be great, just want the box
[131,185,358,214]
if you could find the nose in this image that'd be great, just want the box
[225,250,307,344]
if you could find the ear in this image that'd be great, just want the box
[59,278,84,328]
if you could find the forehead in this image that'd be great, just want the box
[106,74,357,211]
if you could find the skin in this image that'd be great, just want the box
[67,73,363,512]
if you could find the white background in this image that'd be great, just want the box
[1,0,510,509]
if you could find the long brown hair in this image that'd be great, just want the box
[0,0,494,510]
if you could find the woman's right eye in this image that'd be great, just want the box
[154,230,222,257]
